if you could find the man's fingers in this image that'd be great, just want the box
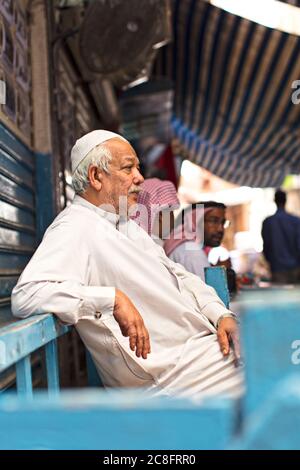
[142,328,151,359]
[231,332,241,360]
[136,323,151,359]
[128,326,138,352]
[114,293,151,359]
[127,323,151,359]
[135,324,144,358]
[218,329,230,356]
[129,334,137,352]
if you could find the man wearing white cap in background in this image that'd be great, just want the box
[11,130,243,399]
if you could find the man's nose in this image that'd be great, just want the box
[133,168,144,184]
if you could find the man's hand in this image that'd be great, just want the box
[215,258,232,269]
[217,317,240,365]
[113,289,151,359]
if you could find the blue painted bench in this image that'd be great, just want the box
[3,268,300,449]
[0,307,69,396]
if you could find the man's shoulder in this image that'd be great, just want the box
[174,240,200,251]
[263,214,275,224]
[263,210,300,226]
[285,211,300,224]
[46,203,95,233]
[262,213,281,229]
[172,241,207,261]
[275,210,300,226]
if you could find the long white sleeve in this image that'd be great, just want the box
[159,247,232,327]
[11,219,115,325]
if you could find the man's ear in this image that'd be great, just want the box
[88,165,103,191]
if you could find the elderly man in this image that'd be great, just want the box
[12,130,242,399]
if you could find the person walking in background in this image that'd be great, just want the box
[262,189,300,284]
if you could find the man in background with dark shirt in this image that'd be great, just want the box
[262,189,300,283]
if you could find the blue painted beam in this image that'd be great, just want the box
[0,390,237,450]
[0,314,69,373]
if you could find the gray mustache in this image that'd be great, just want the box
[128,187,141,194]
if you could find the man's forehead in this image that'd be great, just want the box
[121,155,139,163]
[106,139,138,162]
[114,151,139,165]
[206,207,226,217]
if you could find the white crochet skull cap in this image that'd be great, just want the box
[70,129,127,174]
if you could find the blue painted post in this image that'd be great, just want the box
[239,289,300,417]
[85,350,102,387]
[231,375,300,450]
[205,266,230,308]
[16,356,33,399]
[45,339,60,395]
[35,151,56,243]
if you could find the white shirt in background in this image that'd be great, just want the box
[168,241,210,281]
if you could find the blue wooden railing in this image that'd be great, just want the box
[0,313,69,396]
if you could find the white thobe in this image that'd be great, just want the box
[11,196,243,399]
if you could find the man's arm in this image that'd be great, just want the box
[296,220,300,260]
[11,222,150,359]
[11,279,115,324]
[165,255,234,326]
[261,219,271,262]
[11,222,115,324]
[160,251,240,361]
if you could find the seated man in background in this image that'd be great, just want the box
[12,130,243,400]
[165,202,236,293]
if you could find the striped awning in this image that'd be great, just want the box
[155,0,300,187]
[281,1,300,6]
